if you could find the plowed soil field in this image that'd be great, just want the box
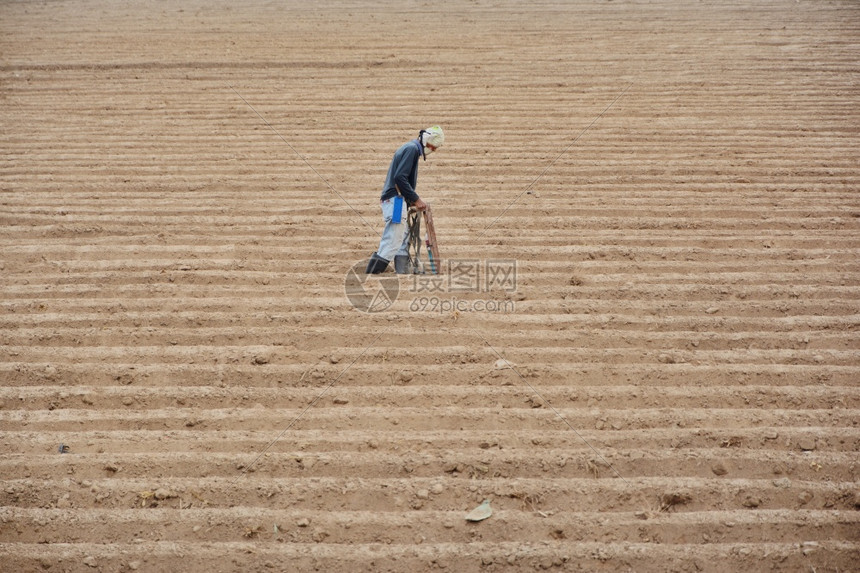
[2,1,859,571]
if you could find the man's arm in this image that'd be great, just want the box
[392,146,421,204]
[395,183,426,210]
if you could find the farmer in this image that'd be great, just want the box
[365,126,444,274]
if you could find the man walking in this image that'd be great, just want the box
[365,126,444,274]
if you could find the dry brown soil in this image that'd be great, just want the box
[1,1,859,572]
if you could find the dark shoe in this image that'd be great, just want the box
[393,255,411,274]
[365,252,390,274]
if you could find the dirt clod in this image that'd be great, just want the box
[798,438,817,451]
[659,492,692,511]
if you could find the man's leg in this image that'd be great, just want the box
[367,200,408,274]
[392,217,413,274]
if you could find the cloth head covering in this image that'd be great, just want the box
[419,126,444,155]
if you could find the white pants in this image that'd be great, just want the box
[375,198,410,261]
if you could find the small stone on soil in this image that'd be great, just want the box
[798,438,816,451]
[657,353,675,364]
[743,497,762,508]
[801,541,820,555]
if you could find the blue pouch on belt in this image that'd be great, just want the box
[392,196,404,224]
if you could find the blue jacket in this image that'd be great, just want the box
[380,139,422,203]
